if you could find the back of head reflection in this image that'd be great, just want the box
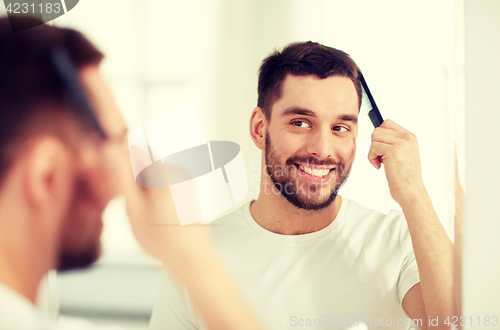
[0,17,126,301]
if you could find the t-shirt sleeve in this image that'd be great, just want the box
[397,213,421,305]
[149,268,201,330]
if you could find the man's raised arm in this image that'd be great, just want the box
[114,148,266,330]
[368,119,456,330]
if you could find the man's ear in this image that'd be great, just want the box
[24,137,72,211]
[249,107,267,151]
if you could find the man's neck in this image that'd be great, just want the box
[0,204,50,304]
[0,246,45,303]
[250,180,342,235]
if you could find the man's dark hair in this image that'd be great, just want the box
[0,17,104,185]
[257,41,362,120]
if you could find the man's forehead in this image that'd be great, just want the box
[280,74,357,97]
[273,74,359,118]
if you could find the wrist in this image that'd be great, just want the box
[396,182,428,208]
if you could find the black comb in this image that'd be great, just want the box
[358,70,384,128]
[50,47,107,139]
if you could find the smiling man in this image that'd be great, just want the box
[150,42,456,330]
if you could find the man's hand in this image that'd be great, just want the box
[112,144,213,263]
[110,145,266,330]
[368,119,425,206]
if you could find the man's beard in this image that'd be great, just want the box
[56,175,103,272]
[264,132,352,211]
[57,243,100,271]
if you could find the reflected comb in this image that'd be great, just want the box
[358,70,384,128]
[50,47,107,139]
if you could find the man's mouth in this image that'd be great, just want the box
[294,163,336,178]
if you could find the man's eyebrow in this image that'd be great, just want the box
[281,107,358,124]
[337,114,358,124]
[281,107,317,118]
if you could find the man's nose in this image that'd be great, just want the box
[305,127,333,159]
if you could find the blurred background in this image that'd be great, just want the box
[3,0,498,329]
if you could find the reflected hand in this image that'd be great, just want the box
[113,146,213,264]
[368,119,426,205]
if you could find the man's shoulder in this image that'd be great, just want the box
[207,199,253,233]
[342,197,405,229]
[341,198,409,257]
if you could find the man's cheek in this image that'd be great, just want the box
[337,140,356,162]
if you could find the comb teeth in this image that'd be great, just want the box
[369,109,384,127]
[358,70,384,128]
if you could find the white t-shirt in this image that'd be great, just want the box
[0,282,122,330]
[149,197,421,330]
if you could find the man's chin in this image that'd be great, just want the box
[288,195,337,211]
[57,244,101,272]
[277,184,337,211]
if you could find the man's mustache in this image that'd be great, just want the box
[277,157,350,177]
[285,156,338,167]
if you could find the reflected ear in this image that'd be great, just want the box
[24,137,72,211]
[249,107,267,151]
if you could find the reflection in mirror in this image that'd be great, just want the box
[38,0,469,328]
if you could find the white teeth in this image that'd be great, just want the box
[299,165,330,177]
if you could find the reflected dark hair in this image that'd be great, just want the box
[257,41,362,120]
[0,17,104,185]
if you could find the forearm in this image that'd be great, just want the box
[453,151,463,318]
[163,247,266,330]
[400,186,456,329]
[452,191,463,328]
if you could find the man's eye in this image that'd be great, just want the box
[332,126,349,132]
[292,121,310,128]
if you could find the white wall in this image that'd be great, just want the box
[463,0,500,326]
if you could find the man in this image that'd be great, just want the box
[0,17,265,330]
[150,42,456,329]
